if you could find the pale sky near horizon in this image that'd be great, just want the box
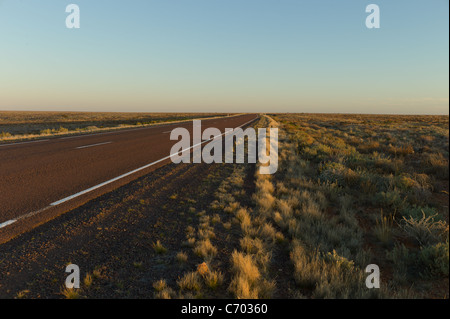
[0,0,448,115]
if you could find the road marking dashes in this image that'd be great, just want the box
[75,142,112,149]
[0,219,17,229]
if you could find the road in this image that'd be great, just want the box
[0,113,258,242]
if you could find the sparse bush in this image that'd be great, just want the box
[211,214,221,224]
[0,131,12,139]
[57,126,69,133]
[373,190,405,210]
[84,273,93,288]
[204,271,224,290]
[198,228,216,240]
[235,208,252,231]
[423,153,449,179]
[15,290,30,299]
[401,205,441,220]
[176,251,188,264]
[177,272,202,291]
[229,275,259,299]
[230,251,261,284]
[290,242,322,289]
[60,287,81,299]
[419,241,449,278]
[374,210,394,245]
[319,162,360,187]
[386,244,414,285]
[152,240,168,254]
[401,212,448,246]
[222,222,232,230]
[194,239,217,259]
[258,223,277,243]
[257,279,276,299]
[224,202,240,214]
[387,144,415,156]
[182,237,196,248]
[240,236,264,255]
[153,279,168,292]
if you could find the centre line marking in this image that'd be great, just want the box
[76,142,112,149]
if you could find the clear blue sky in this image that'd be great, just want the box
[0,0,448,114]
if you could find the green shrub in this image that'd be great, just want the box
[357,170,390,193]
[419,242,449,278]
[423,153,449,180]
[373,190,405,210]
[319,162,360,187]
[386,244,414,284]
[401,205,441,221]
[396,175,419,190]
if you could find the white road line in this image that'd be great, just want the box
[0,139,49,148]
[0,206,52,229]
[0,219,17,229]
[0,116,258,228]
[76,142,112,149]
[16,206,52,221]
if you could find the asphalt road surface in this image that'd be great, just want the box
[0,114,258,243]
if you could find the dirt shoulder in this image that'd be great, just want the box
[0,160,241,298]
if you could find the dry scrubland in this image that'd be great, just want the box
[0,111,227,142]
[269,113,448,298]
[1,113,448,299]
[151,113,448,299]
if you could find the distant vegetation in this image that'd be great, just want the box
[0,111,228,142]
